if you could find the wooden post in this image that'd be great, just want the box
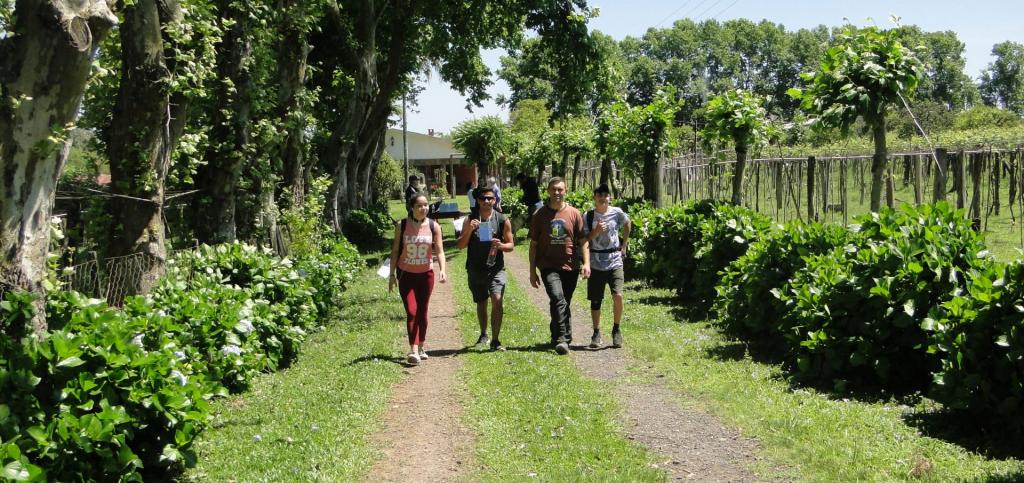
[933,148,947,203]
[994,152,1002,216]
[807,156,816,221]
[912,154,922,205]
[886,165,895,208]
[841,159,849,225]
[774,161,783,210]
[955,150,967,209]
[970,152,983,229]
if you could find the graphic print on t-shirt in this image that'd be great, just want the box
[403,234,433,265]
[549,219,568,245]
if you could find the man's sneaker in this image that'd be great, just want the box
[612,327,623,348]
[555,342,569,355]
[407,352,421,365]
[589,330,602,349]
[490,340,506,352]
[419,348,429,360]
[475,333,490,347]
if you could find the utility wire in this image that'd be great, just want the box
[655,0,694,27]
[706,0,741,21]
[694,0,726,21]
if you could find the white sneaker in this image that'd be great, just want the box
[407,352,420,365]
[419,348,429,360]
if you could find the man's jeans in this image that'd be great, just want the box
[541,268,580,345]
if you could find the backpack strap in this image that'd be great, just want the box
[398,219,408,257]
[585,209,595,232]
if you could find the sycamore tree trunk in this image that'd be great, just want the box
[276,0,312,208]
[194,0,253,244]
[106,0,186,303]
[870,113,888,212]
[731,140,748,205]
[0,0,117,329]
[323,0,406,231]
[642,155,662,207]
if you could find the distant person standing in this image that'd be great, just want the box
[456,186,514,351]
[582,184,631,348]
[517,172,542,235]
[487,177,502,211]
[404,175,421,202]
[467,181,478,217]
[529,177,590,355]
[389,193,448,365]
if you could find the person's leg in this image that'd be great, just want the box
[560,269,580,344]
[610,267,625,347]
[489,270,507,347]
[541,269,568,345]
[399,272,418,347]
[469,271,490,345]
[413,271,434,347]
[587,269,608,331]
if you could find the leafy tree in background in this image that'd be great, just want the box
[789,24,923,212]
[980,41,1024,116]
[452,116,511,187]
[700,89,772,205]
[603,89,681,206]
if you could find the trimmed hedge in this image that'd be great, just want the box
[0,240,362,481]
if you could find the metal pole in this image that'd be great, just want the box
[402,95,409,182]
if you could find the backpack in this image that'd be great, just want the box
[398,217,439,260]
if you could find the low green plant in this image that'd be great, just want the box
[779,203,992,392]
[342,205,394,251]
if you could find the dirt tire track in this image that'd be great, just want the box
[365,275,474,482]
[504,251,765,482]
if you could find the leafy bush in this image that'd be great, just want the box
[564,190,593,211]
[927,260,1024,430]
[499,186,529,219]
[611,196,651,214]
[342,205,394,250]
[954,105,1022,131]
[631,200,770,313]
[778,203,991,392]
[2,291,211,481]
[296,236,363,319]
[714,222,851,350]
[373,152,404,201]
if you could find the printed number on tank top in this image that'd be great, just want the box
[406,243,429,260]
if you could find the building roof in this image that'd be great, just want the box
[383,128,464,162]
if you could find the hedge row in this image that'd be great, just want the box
[1,239,362,481]
[630,200,1024,430]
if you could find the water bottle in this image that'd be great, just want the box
[486,244,498,267]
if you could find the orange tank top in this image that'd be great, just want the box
[397,219,435,273]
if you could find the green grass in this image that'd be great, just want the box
[184,269,405,481]
[447,249,664,481]
[614,282,1024,482]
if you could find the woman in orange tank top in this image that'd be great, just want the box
[388,193,447,365]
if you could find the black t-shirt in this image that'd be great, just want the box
[466,212,507,272]
[521,178,541,206]
[405,185,418,201]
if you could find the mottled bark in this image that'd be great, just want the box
[731,142,748,205]
[106,0,185,302]
[0,0,117,330]
[276,0,312,208]
[194,0,253,243]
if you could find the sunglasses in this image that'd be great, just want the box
[478,196,496,201]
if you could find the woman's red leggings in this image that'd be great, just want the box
[398,269,434,346]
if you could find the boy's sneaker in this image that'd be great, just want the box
[589,330,602,349]
[555,342,569,355]
[612,326,623,348]
[475,333,490,347]
[407,352,421,365]
[419,348,429,360]
[490,339,506,352]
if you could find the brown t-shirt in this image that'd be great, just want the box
[530,204,584,271]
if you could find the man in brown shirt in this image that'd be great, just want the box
[529,177,590,354]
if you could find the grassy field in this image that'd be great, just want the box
[184,268,405,481]
[447,248,665,481]
[592,280,1024,482]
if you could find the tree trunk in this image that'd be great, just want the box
[570,153,582,191]
[870,114,888,212]
[557,150,569,178]
[642,155,662,207]
[276,0,312,208]
[194,0,253,244]
[105,0,185,303]
[731,142,748,205]
[0,0,117,330]
[599,157,611,186]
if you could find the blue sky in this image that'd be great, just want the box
[404,0,1023,134]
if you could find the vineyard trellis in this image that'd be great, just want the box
[565,146,1024,251]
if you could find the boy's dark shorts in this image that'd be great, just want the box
[587,267,624,310]
[468,268,507,303]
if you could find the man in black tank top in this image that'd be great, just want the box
[456,186,515,350]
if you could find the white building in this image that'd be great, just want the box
[384,128,476,196]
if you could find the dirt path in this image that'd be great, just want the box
[365,275,474,483]
[504,251,764,482]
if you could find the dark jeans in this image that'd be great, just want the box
[541,268,580,345]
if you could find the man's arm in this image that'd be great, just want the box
[501,219,514,252]
[456,218,475,249]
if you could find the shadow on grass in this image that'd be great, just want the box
[904,410,1024,460]
[346,345,475,367]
